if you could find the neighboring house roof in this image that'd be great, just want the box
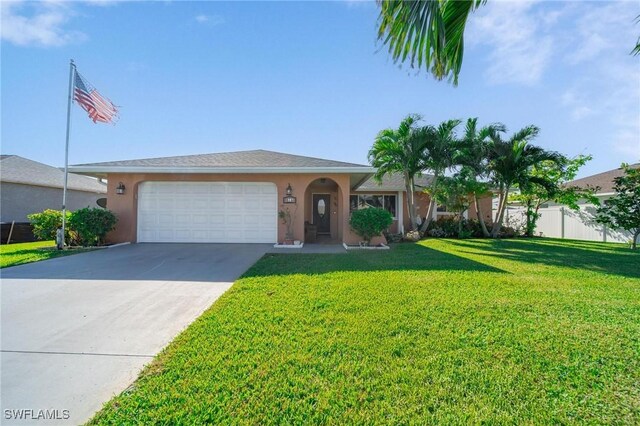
[0,155,107,193]
[566,163,640,194]
[69,150,375,175]
[354,174,434,192]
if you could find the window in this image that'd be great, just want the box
[350,194,397,218]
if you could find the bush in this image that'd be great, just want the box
[28,209,71,241]
[68,208,117,246]
[426,217,489,239]
[350,208,393,245]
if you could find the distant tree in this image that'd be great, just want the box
[513,154,599,237]
[456,118,506,237]
[596,164,640,249]
[487,125,563,238]
[377,0,486,85]
[419,119,461,234]
[369,114,426,231]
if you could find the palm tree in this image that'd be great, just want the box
[377,0,486,85]
[418,119,462,234]
[487,126,563,238]
[456,118,506,237]
[368,114,426,231]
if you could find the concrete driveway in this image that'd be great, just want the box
[1,243,271,425]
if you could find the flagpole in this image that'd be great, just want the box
[60,59,75,250]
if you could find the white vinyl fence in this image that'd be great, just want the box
[506,205,634,244]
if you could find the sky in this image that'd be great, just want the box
[2,0,639,179]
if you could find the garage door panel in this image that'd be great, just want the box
[137,182,277,243]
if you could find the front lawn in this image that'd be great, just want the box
[90,239,640,424]
[0,240,90,268]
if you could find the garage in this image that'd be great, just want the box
[137,181,277,243]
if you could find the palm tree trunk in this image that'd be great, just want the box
[404,173,418,231]
[419,174,438,235]
[474,193,490,237]
[491,187,510,238]
[490,192,504,238]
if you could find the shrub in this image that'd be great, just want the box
[28,209,71,241]
[68,208,117,246]
[349,208,393,245]
[426,217,489,239]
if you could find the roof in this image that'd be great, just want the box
[566,163,640,194]
[0,155,107,193]
[69,150,374,175]
[354,173,434,192]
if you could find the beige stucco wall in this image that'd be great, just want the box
[1,182,105,223]
[105,173,373,245]
[105,173,493,245]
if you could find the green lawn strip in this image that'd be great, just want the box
[0,240,93,268]
[89,239,640,424]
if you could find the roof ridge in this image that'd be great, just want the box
[72,149,370,168]
[569,163,640,184]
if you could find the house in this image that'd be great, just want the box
[68,150,492,245]
[1,155,107,224]
[506,163,639,244]
[353,174,492,234]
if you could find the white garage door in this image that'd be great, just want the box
[137,182,277,243]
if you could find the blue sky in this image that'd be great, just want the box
[2,0,639,178]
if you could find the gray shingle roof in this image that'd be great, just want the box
[566,163,639,194]
[355,173,434,192]
[72,150,370,169]
[1,155,107,193]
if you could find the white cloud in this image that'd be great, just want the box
[469,0,639,158]
[1,0,86,47]
[468,1,555,85]
[559,2,640,158]
[0,0,123,47]
[194,14,224,26]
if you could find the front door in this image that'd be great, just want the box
[313,194,331,234]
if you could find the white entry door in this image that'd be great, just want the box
[137,181,277,243]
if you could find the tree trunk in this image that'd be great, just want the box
[404,173,418,231]
[491,187,510,238]
[474,193,490,238]
[419,174,438,235]
[633,229,639,250]
[490,191,503,238]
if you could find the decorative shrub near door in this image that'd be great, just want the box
[349,207,393,246]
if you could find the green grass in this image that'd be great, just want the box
[0,240,90,268]
[90,238,640,424]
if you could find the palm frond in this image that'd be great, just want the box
[377,0,486,85]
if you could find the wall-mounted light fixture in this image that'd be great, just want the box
[116,182,126,195]
[283,183,296,203]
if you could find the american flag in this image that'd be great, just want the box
[73,70,119,124]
